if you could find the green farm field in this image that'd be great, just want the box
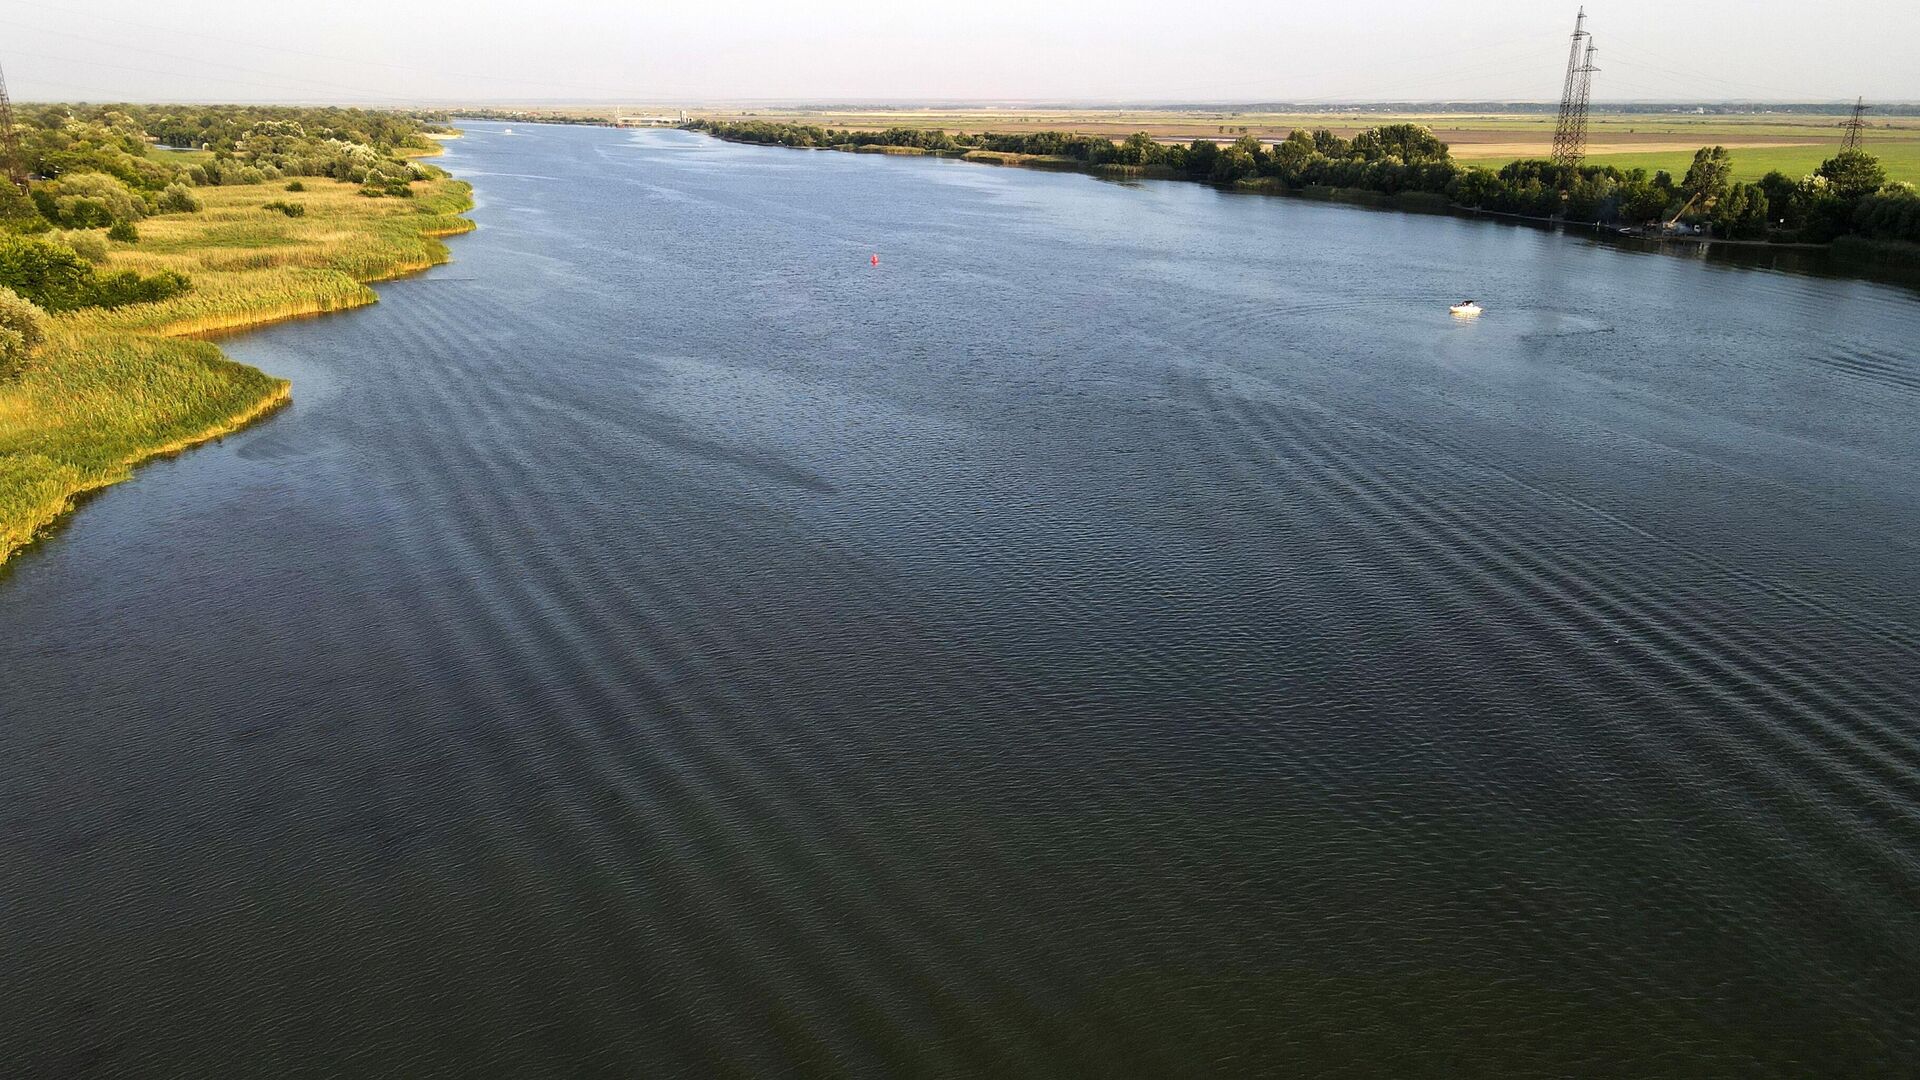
[1580,140,1920,182]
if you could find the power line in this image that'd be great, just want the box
[1601,51,1847,102]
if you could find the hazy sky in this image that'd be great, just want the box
[6,0,1915,105]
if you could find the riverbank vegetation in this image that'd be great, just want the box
[0,105,472,565]
[684,107,1920,182]
[687,119,1920,251]
[428,107,619,127]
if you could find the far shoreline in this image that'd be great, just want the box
[668,125,1920,293]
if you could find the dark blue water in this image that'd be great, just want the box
[4,123,1919,1077]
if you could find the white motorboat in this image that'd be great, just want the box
[1449,301,1483,317]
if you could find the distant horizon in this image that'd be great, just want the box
[7,1,1915,106]
[15,98,1920,111]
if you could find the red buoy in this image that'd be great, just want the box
[871,253,880,266]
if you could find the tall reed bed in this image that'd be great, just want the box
[0,176,474,563]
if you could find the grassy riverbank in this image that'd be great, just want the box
[0,175,473,565]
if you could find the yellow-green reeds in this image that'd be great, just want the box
[0,175,474,564]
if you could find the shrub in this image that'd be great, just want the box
[61,230,109,264]
[44,172,144,226]
[0,184,47,230]
[0,235,98,310]
[0,285,48,379]
[358,179,414,199]
[0,235,189,311]
[285,180,306,192]
[87,268,191,308]
[1852,188,1920,244]
[156,182,203,213]
[262,200,306,217]
[107,220,139,243]
[49,196,112,229]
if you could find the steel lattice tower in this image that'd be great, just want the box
[1550,8,1594,171]
[1572,41,1599,159]
[1841,97,1869,153]
[0,56,25,193]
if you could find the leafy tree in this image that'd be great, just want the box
[1756,171,1802,228]
[1447,167,1504,208]
[1681,146,1734,208]
[236,119,306,159]
[1351,123,1449,165]
[1814,150,1887,199]
[0,285,48,379]
[1850,188,1920,243]
[1232,134,1266,163]
[107,220,139,243]
[1273,130,1316,174]
[58,198,117,229]
[1185,139,1220,177]
[1310,129,1349,157]
[0,183,46,231]
[1191,135,1265,183]
[1620,180,1672,223]
[1118,131,1158,166]
[1564,174,1620,221]
[1713,182,1770,238]
[48,172,145,225]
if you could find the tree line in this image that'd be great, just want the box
[685,119,1920,248]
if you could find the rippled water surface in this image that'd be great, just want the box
[4,123,1919,1077]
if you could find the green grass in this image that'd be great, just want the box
[1583,140,1920,183]
[0,175,474,564]
[150,146,215,167]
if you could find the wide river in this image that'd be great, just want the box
[4,123,1918,1076]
